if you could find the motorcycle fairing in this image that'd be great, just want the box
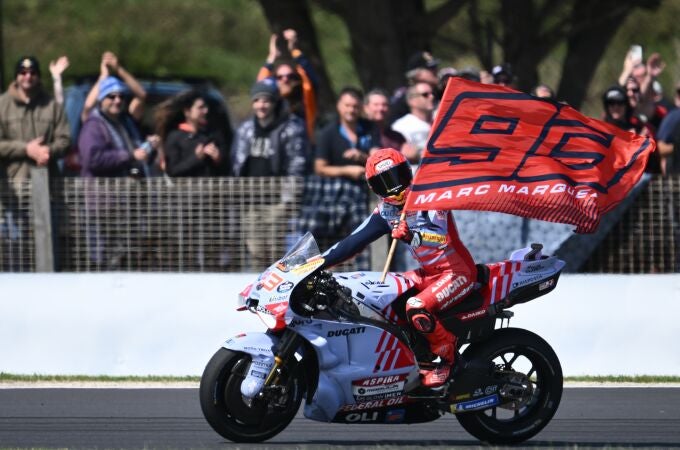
[480,255,565,306]
[332,271,414,323]
[289,318,420,422]
[330,398,440,424]
[246,257,325,330]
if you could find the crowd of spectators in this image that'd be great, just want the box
[1,33,679,270]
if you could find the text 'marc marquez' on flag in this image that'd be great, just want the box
[405,78,655,233]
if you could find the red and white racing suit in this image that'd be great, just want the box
[321,200,477,372]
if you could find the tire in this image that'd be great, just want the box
[199,348,304,443]
[455,328,563,445]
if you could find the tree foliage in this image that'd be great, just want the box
[1,0,677,120]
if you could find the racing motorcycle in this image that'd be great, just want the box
[200,233,564,444]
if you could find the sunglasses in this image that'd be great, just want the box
[18,69,37,77]
[105,93,125,100]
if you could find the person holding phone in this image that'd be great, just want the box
[256,28,319,140]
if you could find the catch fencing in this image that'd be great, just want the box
[0,172,678,273]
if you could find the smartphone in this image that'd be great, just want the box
[275,32,288,55]
[630,45,643,64]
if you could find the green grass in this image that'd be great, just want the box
[1,372,679,383]
[0,373,199,383]
[564,375,680,383]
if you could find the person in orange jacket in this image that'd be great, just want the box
[257,29,318,141]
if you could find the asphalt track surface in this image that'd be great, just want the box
[0,387,678,449]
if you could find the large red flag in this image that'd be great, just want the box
[404,78,655,233]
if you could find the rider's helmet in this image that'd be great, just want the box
[365,148,413,206]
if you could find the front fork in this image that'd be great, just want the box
[264,328,303,387]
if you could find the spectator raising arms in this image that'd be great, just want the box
[78,77,160,178]
[155,90,228,177]
[49,55,69,105]
[257,29,318,140]
[81,51,147,123]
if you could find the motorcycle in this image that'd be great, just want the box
[200,232,565,444]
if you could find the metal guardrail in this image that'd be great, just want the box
[0,174,678,273]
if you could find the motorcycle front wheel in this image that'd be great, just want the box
[455,327,563,445]
[199,348,304,443]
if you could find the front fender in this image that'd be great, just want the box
[222,332,279,398]
[222,332,279,358]
[221,331,319,404]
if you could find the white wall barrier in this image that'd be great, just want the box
[1,273,678,376]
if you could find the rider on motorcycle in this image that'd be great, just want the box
[320,147,478,388]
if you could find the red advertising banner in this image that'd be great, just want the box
[405,78,655,233]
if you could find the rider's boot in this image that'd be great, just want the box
[419,321,456,388]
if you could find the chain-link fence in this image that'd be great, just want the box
[581,176,679,273]
[0,174,678,273]
[0,180,34,272]
[51,177,305,272]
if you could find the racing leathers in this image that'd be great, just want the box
[321,199,477,387]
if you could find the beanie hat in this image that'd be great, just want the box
[15,56,41,77]
[250,79,280,102]
[97,76,129,101]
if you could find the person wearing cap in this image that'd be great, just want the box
[0,55,71,182]
[81,51,147,123]
[491,63,514,87]
[388,51,440,124]
[232,79,308,177]
[156,90,228,177]
[602,85,636,130]
[0,55,71,265]
[601,84,659,174]
[78,76,159,177]
[320,148,477,388]
[232,79,309,267]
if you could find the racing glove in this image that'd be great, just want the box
[391,220,421,247]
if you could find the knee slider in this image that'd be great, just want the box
[406,297,435,333]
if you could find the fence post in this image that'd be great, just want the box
[30,167,54,272]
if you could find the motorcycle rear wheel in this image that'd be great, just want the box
[455,327,563,444]
[199,348,304,443]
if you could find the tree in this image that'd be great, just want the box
[258,0,468,113]
[467,0,661,108]
[260,0,662,113]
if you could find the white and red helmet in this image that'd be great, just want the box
[365,148,413,205]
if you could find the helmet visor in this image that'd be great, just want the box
[368,163,413,198]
